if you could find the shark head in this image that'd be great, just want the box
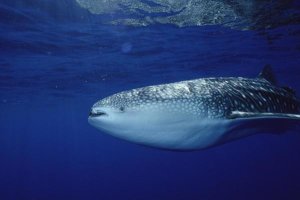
[88,85,215,150]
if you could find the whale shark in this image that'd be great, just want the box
[88,66,300,150]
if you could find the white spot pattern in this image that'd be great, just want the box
[94,77,300,119]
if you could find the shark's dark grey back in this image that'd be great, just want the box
[96,66,299,121]
[197,77,300,117]
[190,66,299,119]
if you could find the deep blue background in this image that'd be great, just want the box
[1,0,300,199]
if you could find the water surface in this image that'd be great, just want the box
[1,0,300,199]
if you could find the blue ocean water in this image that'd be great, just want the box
[1,0,300,199]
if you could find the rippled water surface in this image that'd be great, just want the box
[1,0,300,200]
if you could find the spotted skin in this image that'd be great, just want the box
[95,77,299,119]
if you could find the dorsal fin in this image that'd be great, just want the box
[258,64,277,85]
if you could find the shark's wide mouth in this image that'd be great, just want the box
[89,110,107,117]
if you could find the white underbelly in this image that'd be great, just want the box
[117,118,285,150]
[116,119,235,150]
[90,109,300,150]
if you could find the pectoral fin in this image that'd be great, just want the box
[227,111,300,120]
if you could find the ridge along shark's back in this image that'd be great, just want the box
[88,66,300,151]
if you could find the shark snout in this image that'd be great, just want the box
[89,107,107,117]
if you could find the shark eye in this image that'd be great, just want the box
[120,106,125,112]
